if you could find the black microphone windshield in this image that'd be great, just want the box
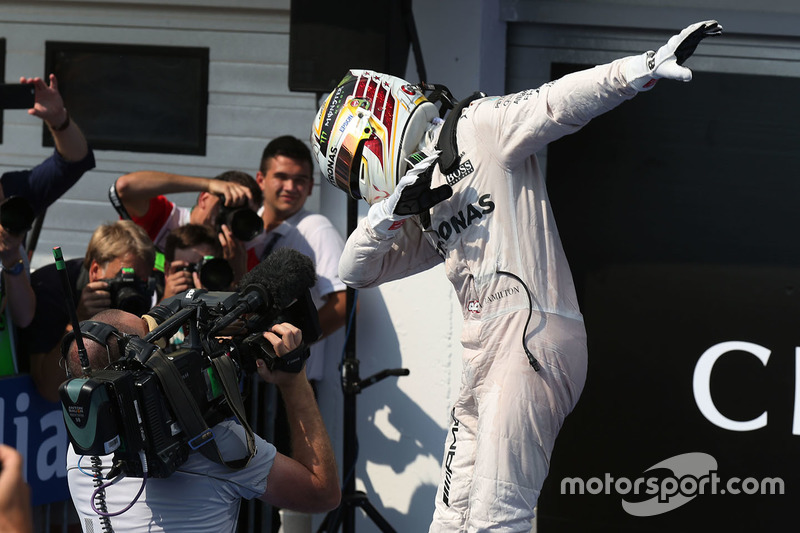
[238,247,317,312]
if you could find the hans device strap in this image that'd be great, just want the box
[435,91,486,175]
[146,353,255,469]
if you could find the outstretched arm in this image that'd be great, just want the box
[482,20,723,167]
[21,74,89,162]
[0,75,95,214]
[257,323,340,513]
[114,171,252,218]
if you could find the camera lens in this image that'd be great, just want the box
[109,268,152,316]
[220,207,263,241]
[199,258,234,291]
[114,287,151,316]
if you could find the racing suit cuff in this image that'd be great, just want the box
[624,52,658,92]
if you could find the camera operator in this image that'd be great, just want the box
[110,169,262,286]
[64,308,340,533]
[19,220,155,402]
[0,444,33,533]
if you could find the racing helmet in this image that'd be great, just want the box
[311,69,439,205]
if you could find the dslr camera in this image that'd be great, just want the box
[177,256,234,291]
[102,267,154,316]
[215,197,263,242]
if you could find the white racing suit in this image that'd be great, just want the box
[339,58,640,532]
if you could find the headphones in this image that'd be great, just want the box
[60,321,133,376]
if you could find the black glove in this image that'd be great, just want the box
[393,163,452,216]
[366,151,452,237]
[673,20,723,66]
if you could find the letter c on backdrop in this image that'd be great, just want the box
[693,341,769,432]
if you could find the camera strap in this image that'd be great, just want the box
[147,353,255,470]
[211,355,256,466]
[108,182,132,220]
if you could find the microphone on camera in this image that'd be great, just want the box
[210,248,317,335]
[240,247,317,311]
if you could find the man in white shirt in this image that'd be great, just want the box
[252,135,347,384]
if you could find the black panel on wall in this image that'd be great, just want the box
[44,42,208,155]
[288,0,412,93]
[1,38,6,144]
[538,64,800,532]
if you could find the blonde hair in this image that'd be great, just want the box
[83,220,155,270]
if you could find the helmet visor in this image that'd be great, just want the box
[330,101,378,199]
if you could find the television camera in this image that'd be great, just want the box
[58,246,320,479]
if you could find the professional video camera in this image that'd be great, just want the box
[58,247,320,480]
[176,256,234,291]
[101,267,155,316]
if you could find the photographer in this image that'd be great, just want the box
[19,220,155,402]
[64,309,340,532]
[110,169,262,285]
[161,224,233,301]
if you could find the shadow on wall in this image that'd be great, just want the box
[317,285,445,532]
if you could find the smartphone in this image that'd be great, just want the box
[0,83,35,110]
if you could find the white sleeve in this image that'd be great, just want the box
[338,216,442,289]
[469,57,639,169]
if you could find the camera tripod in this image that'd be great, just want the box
[317,305,408,533]
[317,194,409,532]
